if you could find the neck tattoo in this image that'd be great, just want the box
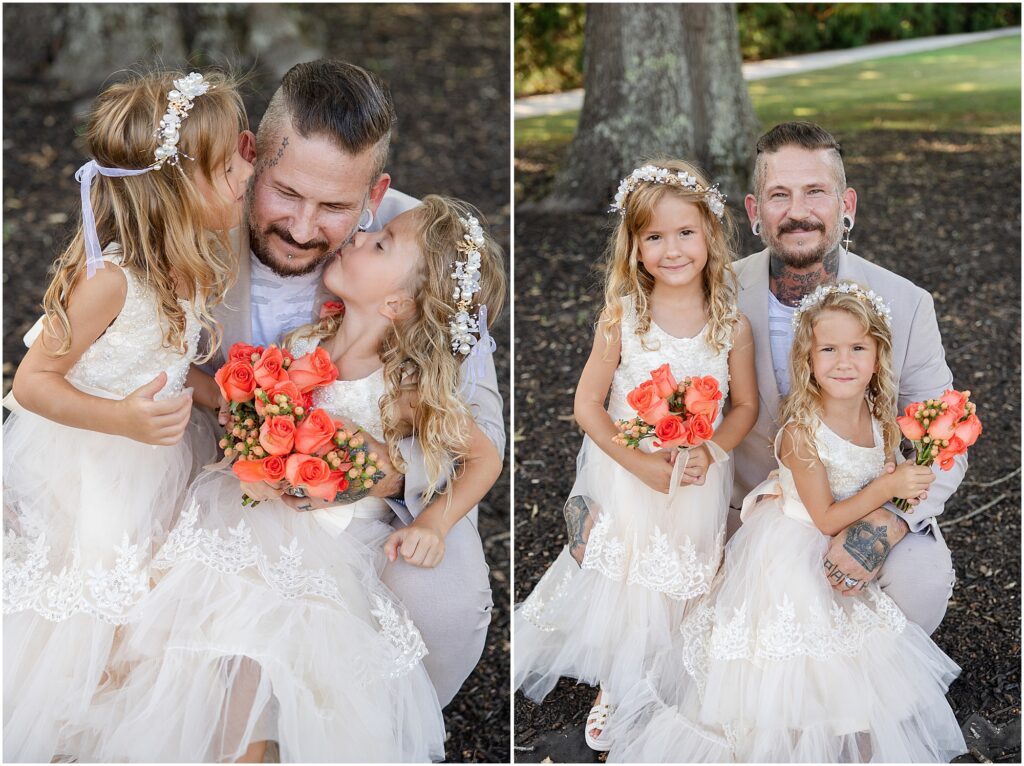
[769,246,840,307]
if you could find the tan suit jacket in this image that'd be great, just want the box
[209,187,504,526]
[732,248,965,535]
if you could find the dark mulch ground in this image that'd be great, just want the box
[2,5,510,762]
[513,131,1021,763]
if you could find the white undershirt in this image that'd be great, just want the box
[768,290,797,395]
[249,252,322,348]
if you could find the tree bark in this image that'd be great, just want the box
[538,3,759,213]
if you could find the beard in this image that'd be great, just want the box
[244,180,361,278]
[762,213,844,269]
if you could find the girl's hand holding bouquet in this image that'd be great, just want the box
[214,343,386,505]
[613,363,722,498]
[892,389,982,511]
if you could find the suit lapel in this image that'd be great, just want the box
[738,249,781,425]
[220,225,253,350]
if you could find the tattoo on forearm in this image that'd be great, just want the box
[563,496,592,565]
[843,521,891,572]
[332,482,373,505]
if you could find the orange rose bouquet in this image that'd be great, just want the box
[613,364,722,451]
[214,342,384,505]
[892,388,982,510]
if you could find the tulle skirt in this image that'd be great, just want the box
[606,497,967,763]
[66,469,445,763]
[3,405,214,762]
[514,436,732,702]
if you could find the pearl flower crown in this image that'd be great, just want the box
[449,216,486,355]
[610,164,727,220]
[792,281,893,329]
[151,72,211,168]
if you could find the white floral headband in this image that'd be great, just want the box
[450,216,485,356]
[610,164,727,220]
[76,72,212,278]
[792,281,893,328]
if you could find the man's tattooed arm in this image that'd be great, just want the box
[563,495,592,566]
[842,513,908,573]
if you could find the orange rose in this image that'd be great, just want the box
[215,360,257,403]
[904,401,923,419]
[262,455,287,483]
[938,390,969,420]
[638,398,671,426]
[284,453,335,499]
[649,364,678,399]
[688,413,714,444]
[953,413,982,448]
[255,380,302,417]
[897,415,926,441]
[287,347,339,393]
[926,412,957,441]
[626,380,660,414]
[231,458,266,483]
[228,343,264,365]
[654,415,688,449]
[254,346,289,389]
[319,300,346,319]
[259,415,296,456]
[689,375,722,403]
[935,435,967,471]
[294,408,337,455]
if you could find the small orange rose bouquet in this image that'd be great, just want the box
[613,363,722,499]
[214,342,384,505]
[893,388,982,510]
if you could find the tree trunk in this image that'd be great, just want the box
[538,3,759,213]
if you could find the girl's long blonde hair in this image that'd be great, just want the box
[601,158,738,354]
[41,69,247,362]
[780,287,900,462]
[290,196,507,501]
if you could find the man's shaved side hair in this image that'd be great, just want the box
[256,59,397,180]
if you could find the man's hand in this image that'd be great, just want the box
[384,522,446,568]
[824,506,909,595]
[239,480,285,503]
[331,420,404,500]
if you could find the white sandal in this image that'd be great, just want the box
[584,689,615,751]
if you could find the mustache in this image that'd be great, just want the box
[777,217,826,235]
[263,224,329,252]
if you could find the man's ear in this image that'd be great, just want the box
[379,292,414,320]
[744,193,759,227]
[842,187,858,225]
[239,130,257,165]
[368,173,391,214]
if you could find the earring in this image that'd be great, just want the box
[752,219,761,236]
[358,208,373,231]
[842,215,854,252]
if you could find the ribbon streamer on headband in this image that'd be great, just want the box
[76,160,153,279]
[459,304,496,399]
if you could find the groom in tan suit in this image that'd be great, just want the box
[210,60,501,707]
[731,122,961,635]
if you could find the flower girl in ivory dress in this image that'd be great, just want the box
[3,71,252,762]
[73,197,505,763]
[514,160,758,750]
[607,282,967,763]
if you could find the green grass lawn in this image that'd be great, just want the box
[516,34,1021,148]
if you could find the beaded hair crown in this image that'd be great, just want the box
[792,281,893,329]
[610,164,726,220]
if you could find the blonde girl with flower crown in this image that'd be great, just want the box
[607,283,966,763]
[3,70,252,762]
[514,158,758,751]
[73,196,505,763]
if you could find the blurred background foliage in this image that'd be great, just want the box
[515,2,1021,97]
